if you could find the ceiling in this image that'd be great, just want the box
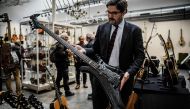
[0,0,31,7]
[128,0,190,11]
[0,0,189,25]
[0,0,189,11]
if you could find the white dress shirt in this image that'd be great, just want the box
[108,19,125,67]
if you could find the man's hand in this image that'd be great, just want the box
[120,72,130,90]
[73,45,86,53]
[66,49,73,57]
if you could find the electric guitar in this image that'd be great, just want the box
[29,14,124,109]
[46,66,69,109]
[158,34,178,87]
[166,31,178,74]
[178,28,185,47]
[166,29,172,49]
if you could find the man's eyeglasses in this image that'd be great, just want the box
[106,11,121,16]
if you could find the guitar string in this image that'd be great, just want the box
[35,19,122,85]
[37,21,99,70]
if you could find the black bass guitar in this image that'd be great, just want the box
[29,14,124,109]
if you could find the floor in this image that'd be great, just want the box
[0,73,93,109]
[0,69,190,109]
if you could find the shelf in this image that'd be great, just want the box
[22,81,51,93]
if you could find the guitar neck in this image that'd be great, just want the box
[34,19,99,69]
[46,67,63,106]
[158,34,170,58]
[52,76,62,103]
[180,28,183,38]
[168,36,176,59]
[145,36,152,50]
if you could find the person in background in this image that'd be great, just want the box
[14,42,25,79]
[75,0,145,108]
[74,36,88,89]
[2,37,22,96]
[85,33,95,100]
[54,34,74,97]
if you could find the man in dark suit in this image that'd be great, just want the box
[76,0,145,108]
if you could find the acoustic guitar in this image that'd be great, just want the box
[165,31,178,74]
[178,28,185,47]
[19,25,24,42]
[46,66,69,109]
[11,27,18,42]
[158,34,178,87]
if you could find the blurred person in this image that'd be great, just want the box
[74,36,88,89]
[54,34,74,97]
[2,37,22,96]
[85,33,95,100]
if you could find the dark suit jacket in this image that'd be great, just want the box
[91,21,145,76]
[86,20,145,105]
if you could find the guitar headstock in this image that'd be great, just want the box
[29,14,42,30]
[157,34,164,46]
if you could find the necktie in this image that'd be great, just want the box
[106,25,118,62]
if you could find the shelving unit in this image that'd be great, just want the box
[19,20,79,93]
[21,29,51,93]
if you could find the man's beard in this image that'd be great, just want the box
[109,18,116,25]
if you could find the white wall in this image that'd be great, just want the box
[82,20,190,61]
[0,0,190,61]
[0,0,46,36]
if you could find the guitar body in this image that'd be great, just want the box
[179,29,185,47]
[11,28,18,42]
[80,66,124,109]
[45,67,69,109]
[50,96,68,109]
[164,58,178,85]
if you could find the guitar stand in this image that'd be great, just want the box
[140,65,155,84]
[157,66,177,91]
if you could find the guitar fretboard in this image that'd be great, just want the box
[35,19,99,70]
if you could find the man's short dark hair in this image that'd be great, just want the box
[106,0,128,13]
